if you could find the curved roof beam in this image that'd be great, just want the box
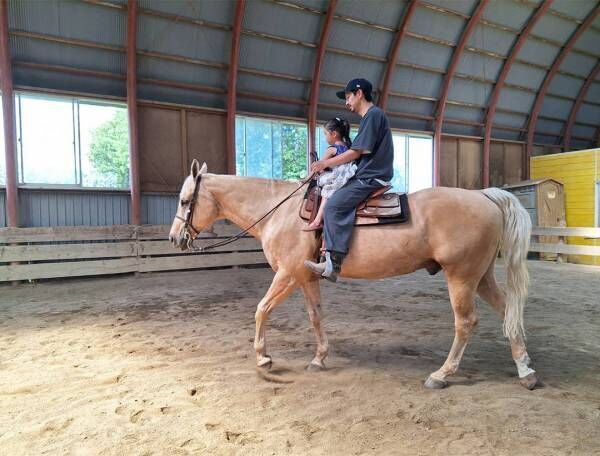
[226,0,246,175]
[308,0,337,163]
[482,0,553,188]
[563,60,600,151]
[526,4,600,176]
[433,0,489,186]
[378,0,420,111]
[127,0,140,225]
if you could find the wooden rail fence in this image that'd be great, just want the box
[530,226,600,262]
[0,223,267,282]
[2,224,598,282]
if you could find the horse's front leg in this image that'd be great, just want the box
[254,270,298,369]
[301,280,328,371]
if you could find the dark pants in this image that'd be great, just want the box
[323,177,384,254]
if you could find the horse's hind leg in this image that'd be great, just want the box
[301,280,328,371]
[254,270,298,369]
[477,264,540,389]
[425,276,478,389]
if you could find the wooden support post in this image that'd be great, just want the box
[127,0,141,225]
[0,0,18,227]
[226,0,245,175]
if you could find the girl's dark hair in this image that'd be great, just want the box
[324,117,352,148]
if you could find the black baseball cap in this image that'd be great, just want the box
[336,78,373,100]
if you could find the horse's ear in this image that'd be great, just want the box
[190,159,200,178]
[190,160,208,178]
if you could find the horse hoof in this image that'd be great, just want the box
[519,373,541,390]
[424,376,448,389]
[257,357,272,370]
[306,362,326,372]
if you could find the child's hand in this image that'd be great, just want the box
[310,160,328,174]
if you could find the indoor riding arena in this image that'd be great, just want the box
[1,1,599,455]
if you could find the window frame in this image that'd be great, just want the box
[15,91,129,190]
[236,114,309,180]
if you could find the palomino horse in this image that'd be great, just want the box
[169,160,540,390]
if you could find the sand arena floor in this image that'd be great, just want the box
[1,260,599,455]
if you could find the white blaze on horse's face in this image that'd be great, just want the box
[168,174,195,247]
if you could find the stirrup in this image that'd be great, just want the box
[320,252,340,282]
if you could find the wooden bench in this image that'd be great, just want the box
[0,223,267,283]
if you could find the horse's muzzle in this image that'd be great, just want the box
[169,234,184,250]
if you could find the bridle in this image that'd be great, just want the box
[175,171,316,252]
[174,173,203,250]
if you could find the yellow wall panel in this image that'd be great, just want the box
[531,148,599,265]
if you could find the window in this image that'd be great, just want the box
[79,103,129,188]
[314,126,358,159]
[315,124,433,193]
[379,132,434,193]
[16,93,129,188]
[236,116,308,180]
[406,135,433,192]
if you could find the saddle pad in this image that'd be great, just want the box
[355,193,409,225]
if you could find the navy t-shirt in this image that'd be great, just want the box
[351,106,394,183]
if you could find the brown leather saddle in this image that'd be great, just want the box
[299,178,410,226]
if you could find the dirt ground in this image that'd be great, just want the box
[1,260,599,455]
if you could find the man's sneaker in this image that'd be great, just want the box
[303,251,341,282]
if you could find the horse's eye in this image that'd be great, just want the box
[180,199,188,207]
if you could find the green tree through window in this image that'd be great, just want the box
[89,110,130,188]
[281,123,307,180]
[236,116,307,180]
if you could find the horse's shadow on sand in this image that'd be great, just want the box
[258,335,598,390]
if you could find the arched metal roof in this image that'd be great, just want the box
[6,0,600,151]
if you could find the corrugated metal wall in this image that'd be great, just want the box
[12,190,178,227]
[19,189,130,227]
[141,193,177,225]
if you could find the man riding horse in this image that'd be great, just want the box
[169,79,539,390]
[305,78,394,282]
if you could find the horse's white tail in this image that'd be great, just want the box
[482,187,531,340]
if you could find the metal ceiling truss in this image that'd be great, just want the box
[482,0,553,187]
[379,0,420,111]
[9,0,600,164]
[307,0,337,162]
[563,60,600,151]
[78,1,600,116]
[434,0,490,186]
[226,0,245,175]
[11,27,599,135]
[526,4,600,178]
